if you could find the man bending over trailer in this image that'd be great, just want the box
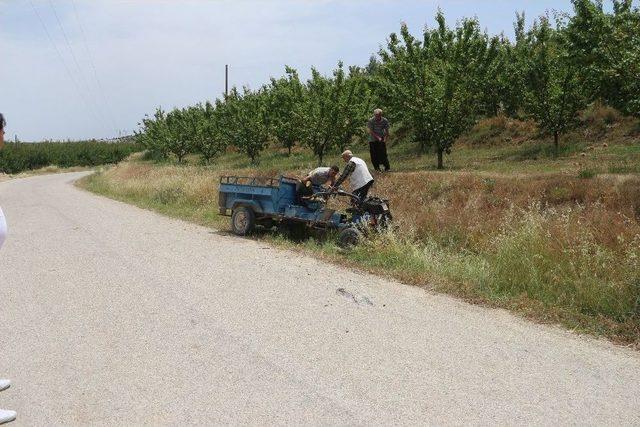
[297,165,339,205]
[333,150,375,200]
[302,165,339,187]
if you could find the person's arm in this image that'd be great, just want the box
[333,161,355,188]
[367,120,381,141]
[382,119,390,141]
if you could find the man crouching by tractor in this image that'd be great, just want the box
[332,150,374,200]
[297,165,339,205]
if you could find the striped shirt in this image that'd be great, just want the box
[367,116,390,142]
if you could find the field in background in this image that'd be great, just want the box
[80,112,640,347]
[0,140,141,174]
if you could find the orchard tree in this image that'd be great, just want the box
[220,87,270,164]
[164,108,196,163]
[523,16,584,155]
[374,13,500,169]
[564,0,640,116]
[336,66,373,153]
[481,15,530,117]
[267,66,305,156]
[135,107,170,160]
[189,102,227,164]
[300,62,371,165]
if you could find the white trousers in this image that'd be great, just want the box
[0,207,6,249]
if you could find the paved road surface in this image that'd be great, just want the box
[1,172,639,425]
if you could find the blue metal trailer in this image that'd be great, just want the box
[218,175,345,236]
[218,175,392,247]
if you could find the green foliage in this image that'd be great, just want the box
[522,16,585,155]
[135,108,171,160]
[300,62,372,165]
[0,140,141,174]
[564,0,640,117]
[267,67,306,156]
[164,108,197,163]
[191,102,227,164]
[220,87,271,164]
[493,14,531,117]
[374,12,500,169]
[136,103,227,164]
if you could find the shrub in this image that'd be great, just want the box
[0,140,142,174]
[581,102,624,136]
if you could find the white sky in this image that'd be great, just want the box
[0,0,586,141]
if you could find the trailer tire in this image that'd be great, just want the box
[338,227,361,249]
[231,206,256,236]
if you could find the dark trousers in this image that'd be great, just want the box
[353,180,374,201]
[369,140,390,171]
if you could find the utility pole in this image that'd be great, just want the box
[225,64,229,99]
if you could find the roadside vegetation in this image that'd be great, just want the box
[0,139,141,174]
[81,107,640,346]
[79,1,639,346]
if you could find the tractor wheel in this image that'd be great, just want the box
[231,207,256,236]
[338,227,361,249]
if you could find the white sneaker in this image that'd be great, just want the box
[0,380,9,392]
[0,409,16,424]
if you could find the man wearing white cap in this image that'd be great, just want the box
[333,150,375,200]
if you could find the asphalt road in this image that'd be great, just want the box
[1,172,639,425]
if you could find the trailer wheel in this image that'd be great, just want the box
[338,227,361,249]
[231,207,256,236]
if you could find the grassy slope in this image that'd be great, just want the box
[79,111,640,347]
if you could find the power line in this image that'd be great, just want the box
[46,0,110,136]
[70,0,118,135]
[29,0,101,128]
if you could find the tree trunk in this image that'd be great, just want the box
[287,145,292,157]
[437,147,444,170]
[553,131,559,157]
